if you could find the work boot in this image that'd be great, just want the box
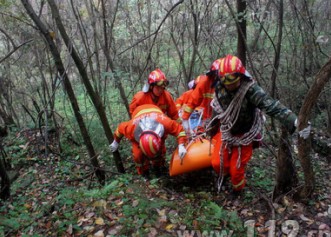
[229,189,242,199]
[212,173,230,193]
[141,170,150,180]
[152,166,167,178]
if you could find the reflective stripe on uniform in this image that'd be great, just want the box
[115,129,123,138]
[159,105,168,110]
[134,107,162,118]
[203,93,214,99]
[233,179,245,189]
[177,131,186,138]
[183,105,194,113]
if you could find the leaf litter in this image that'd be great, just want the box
[0,128,330,236]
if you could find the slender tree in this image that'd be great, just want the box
[21,0,106,184]
[296,56,331,199]
[236,0,247,65]
[270,0,283,99]
[0,137,10,200]
[47,0,125,173]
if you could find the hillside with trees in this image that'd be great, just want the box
[0,0,330,236]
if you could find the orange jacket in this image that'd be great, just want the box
[129,91,179,121]
[114,104,187,145]
[182,75,214,120]
[175,89,193,110]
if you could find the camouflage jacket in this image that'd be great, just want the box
[212,79,297,136]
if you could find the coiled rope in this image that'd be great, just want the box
[208,80,264,192]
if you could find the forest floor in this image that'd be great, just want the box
[0,128,330,237]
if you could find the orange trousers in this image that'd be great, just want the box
[211,132,253,191]
[132,141,166,175]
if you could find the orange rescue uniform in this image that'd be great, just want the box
[211,132,253,191]
[114,104,187,175]
[181,75,214,120]
[175,89,193,110]
[129,91,179,121]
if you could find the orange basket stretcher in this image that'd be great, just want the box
[169,137,215,176]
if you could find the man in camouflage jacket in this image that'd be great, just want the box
[209,55,311,193]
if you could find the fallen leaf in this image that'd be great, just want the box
[83,225,95,232]
[193,220,199,229]
[319,223,330,230]
[240,209,249,215]
[282,196,292,206]
[19,142,29,150]
[299,214,314,225]
[108,225,123,235]
[165,224,174,231]
[92,200,107,209]
[94,230,104,237]
[179,225,186,230]
[115,200,124,206]
[143,223,152,228]
[95,217,105,225]
[28,226,34,235]
[66,224,73,235]
[86,212,95,218]
[132,200,139,207]
[158,215,167,223]
[148,227,158,237]
[45,221,52,229]
[159,194,168,200]
[24,203,32,209]
[77,216,89,226]
[156,208,166,216]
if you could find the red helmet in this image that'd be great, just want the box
[139,131,161,158]
[219,55,246,76]
[143,69,168,92]
[210,58,223,72]
[148,69,168,85]
[206,58,223,76]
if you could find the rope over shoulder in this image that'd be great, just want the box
[209,80,264,146]
[208,80,265,193]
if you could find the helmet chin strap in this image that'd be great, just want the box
[151,86,162,103]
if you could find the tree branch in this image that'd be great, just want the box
[119,0,184,56]
[0,39,33,64]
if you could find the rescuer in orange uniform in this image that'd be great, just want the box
[109,104,187,177]
[181,59,222,132]
[175,80,196,111]
[129,69,179,122]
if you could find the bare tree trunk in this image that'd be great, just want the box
[273,126,298,200]
[248,0,273,52]
[0,131,10,200]
[47,0,125,173]
[323,91,331,136]
[237,0,247,65]
[21,0,106,184]
[99,0,130,116]
[270,0,283,99]
[0,156,10,200]
[187,0,199,84]
[269,0,284,133]
[0,105,15,127]
[296,57,331,199]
